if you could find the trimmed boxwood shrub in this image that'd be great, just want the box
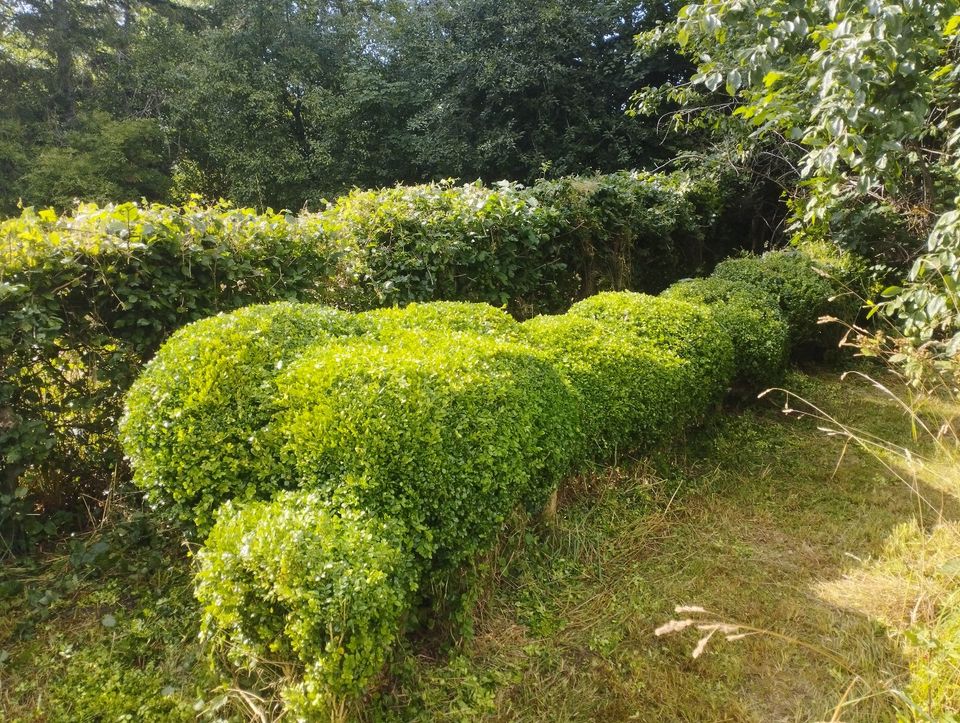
[194,492,417,716]
[663,277,790,388]
[274,328,580,568]
[568,291,736,413]
[121,269,841,716]
[521,314,689,459]
[358,300,523,341]
[119,303,361,532]
[711,251,834,348]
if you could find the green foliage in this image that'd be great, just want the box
[712,252,834,348]
[325,172,735,315]
[0,120,29,217]
[320,180,572,314]
[189,316,581,714]
[902,589,960,721]
[792,238,874,337]
[882,211,960,356]
[0,170,745,525]
[529,171,728,295]
[521,314,688,460]
[0,510,221,721]
[663,277,790,388]
[635,0,960,360]
[275,328,579,566]
[122,250,840,714]
[195,492,417,714]
[0,201,337,520]
[792,196,917,268]
[16,112,172,210]
[379,0,686,190]
[119,303,361,533]
[359,301,524,341]
[0,0,693,212]
[568,291,736,410]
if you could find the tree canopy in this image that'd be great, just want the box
[0,0,689,213]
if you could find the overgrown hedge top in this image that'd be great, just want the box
[319,180,569,313]
[1,201,334,352]
[530,171,730,297]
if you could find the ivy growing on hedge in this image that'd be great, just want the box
[120,248,843,718]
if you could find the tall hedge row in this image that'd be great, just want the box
[0,203,337,516]
[120,248,840,718]
[1,171,735,525]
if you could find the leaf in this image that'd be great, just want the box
[101,614,117,628]
[727,68,742,92]
[945,14,960,37]
[762,70,785,87]
[704,71,724,92]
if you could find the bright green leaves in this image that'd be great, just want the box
[569,291,736,405]
[195,493,417,713]
[713,251,835,347]
[125,246,840,717]
[119,303,362,533]
[763,70,786,87]
[0,202,339,516]
[945,14,960,36]
[0,171,743,521]
[663,276,790,388]
[635,0,960,359]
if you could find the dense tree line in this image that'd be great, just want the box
[0,0,688,212]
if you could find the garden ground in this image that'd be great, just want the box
[2,365,958,721]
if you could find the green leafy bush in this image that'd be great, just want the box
[792,238,871,332]
[320,180,572,314]
[663,277,790,388]
[711,251,834,348]
[359,301,523,341]
[1,171,743,521]
[187,316,581,717]
[275,328,579,567]
[120,303,360,533]
[568,291,735,413]
[323,172,733,317]
[521,314,689,460]
[0,202,338,517]
[17,112,173,211]
[123,271,840,715]
[529,171,727,295]
[195,492,417,715]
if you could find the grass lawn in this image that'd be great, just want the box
[2,366,958,721]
